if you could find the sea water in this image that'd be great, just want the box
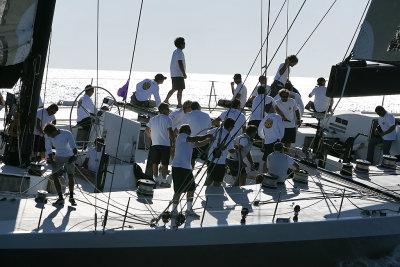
[11,68,400,114]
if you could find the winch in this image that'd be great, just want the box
[355,159,370,173]
[382,155,397,169]
[34,190,48,204]
[137,179,155,195]
[262,173,278,189]
[293,170,308,183]
[340,163,353,177]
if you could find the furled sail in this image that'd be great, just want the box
[352,0,400,62]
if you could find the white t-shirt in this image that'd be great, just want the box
[87,147,103,173]
[274,92,304,117]
[379,112,397,141]
[250,95,275,122]
[207,127,234,164]
[267,151,295,183]
[169,108,185,130]
[275,98,299,128]
[178,110,212,135]
[170,48,186,77]
[218,108,246,139]
[258,113,285,145]
[45,129,77,158]
[77,94,95,122]
[34,108,56,136]
[135,79,161,106]
[228,134,253,161]
[146,114,173,146]
[251,85,271,97]
[310,86,330,112]
[232,83,248,108]
[274,63,290,84]
[172,133,194,170]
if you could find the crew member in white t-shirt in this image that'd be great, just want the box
[231,73,248,109]
[145,103,174,187]
[266,142,299,183]
[130,74,167,108]
[77,85,96,146]
[273,88,304,117]
[367,106,397,164]
[178,101,212,168]
[258,102,285,172]
[206,118,236,187]
[44,124,78,206]
[275,89,301,152]
[169,100,192,131]
[171,124,214,218]
[164,37,187,108]
[270,55,298,97]
[80,137,104,182]
[249,86,275,139]
[212,99,246,140]
[305,77,333,113]
[226,125,257,186]
[33,104,58,161]
[248,75,271,103]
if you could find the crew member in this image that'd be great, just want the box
[178,101,212,168]
[226,125,257,186]
[367,106,397,164]
[130,74,167,108]
[231,73,248,109]
[248,86,275,139]
[205,118,236,187]
[212,99,246,140]
[80,137,104,182]
[248,75,270,103]
[77,85,96,146]
[164,37,187,108]
[265,142,300,184]
[145,103,174,187]
[258,102,285,172]
[305,77,333,113]
[274,89,301,153]
[270,55,298,97]
[169,100,192,131]
[44,124,78,206]
[171,124,214,218]
[33,104,58,161]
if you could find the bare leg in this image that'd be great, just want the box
[191,159,196,170]
[177,90,183,106]
[239,172,247,186]
[161,164,168,179]
[164,89,176,103]
[153,163,159,178]
[213,181,221,187]
[68,174,74,197]
[305,101,312,110]
[187,191,194,202]
[53,175,63,196]
[263,161,267,173]
[284,143,291,154]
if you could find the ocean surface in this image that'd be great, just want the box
[6,68,400,114]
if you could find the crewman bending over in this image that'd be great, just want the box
[130,74,167,108]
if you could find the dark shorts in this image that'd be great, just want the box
[172,77,185,90]
[149,145,170,165]
[226,158,246,177]
[207,163,226,183]
[130,93,156,108]
[270,80,285,98]
[33,135,45,153]
[282,127,297,144]
[172,167,195,193]
[262,141,278,161]
[192,144,209,160]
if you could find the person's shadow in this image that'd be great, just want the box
[225,186,254,212]
[201,186,233,226]
[34,205,76,233]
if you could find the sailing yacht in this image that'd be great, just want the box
[1,0,400,266]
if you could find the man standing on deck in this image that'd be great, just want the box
[249,86,275,139]
[305,77,333,113]
[164,37,187,108]
[270,55,298,97]
[77,85,96,146]
[205,118,236,187]
[33,103,58,161]
[178,101,212,168]
[145,103,174,187]
[258,102,285,172]
[212,99,246,140]
[274,89,301,153]
[171,124,214,218]
[367,106,397,164]
[44,124,78,206]
[130,74,167,108]
[265,142,300,184]
[231,74,248,109]
[248,75,270,104]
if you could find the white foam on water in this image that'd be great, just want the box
[337,245,400,267]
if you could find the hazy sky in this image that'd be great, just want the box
[49,0,370,78]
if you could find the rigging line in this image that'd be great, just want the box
[261,0,263,75]
[265,0,271,77]
[104,0,144,227]
[286,0,289,58]
[296,0,337,55]
[96,0,100,109]
[342,0,371,61]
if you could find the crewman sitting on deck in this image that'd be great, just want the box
[305,77,333,114]
[217,74,248,109]
[249,86,275,139]
[79,136,104,182]
[130,74,167,108]
[212,99,246,140]
[265,142,300,184]
[33,103,58,161]
[77,85,96,147]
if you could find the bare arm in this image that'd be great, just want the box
[231,82,235,95]
[212,117,222,126]
[168,127,175,144]
[52,119,57,125]
[178,60,186,78]
[145,126,151,138]
[279,61,290,76]
[36,118,43,134]
[382,125,396,136]
[82,157,89,168]
[275,106,287,121]
[295,110,301,127]
[187,133,213,143]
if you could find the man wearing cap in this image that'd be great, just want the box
[77,85,96,146]
[305,77,333,113]
[231,73,248,109]
[164,37,187,108]
[130,74,167,108]
[248,75,270,104]
[265,142,300,184]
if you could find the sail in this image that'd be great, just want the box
[352,0,400,62]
